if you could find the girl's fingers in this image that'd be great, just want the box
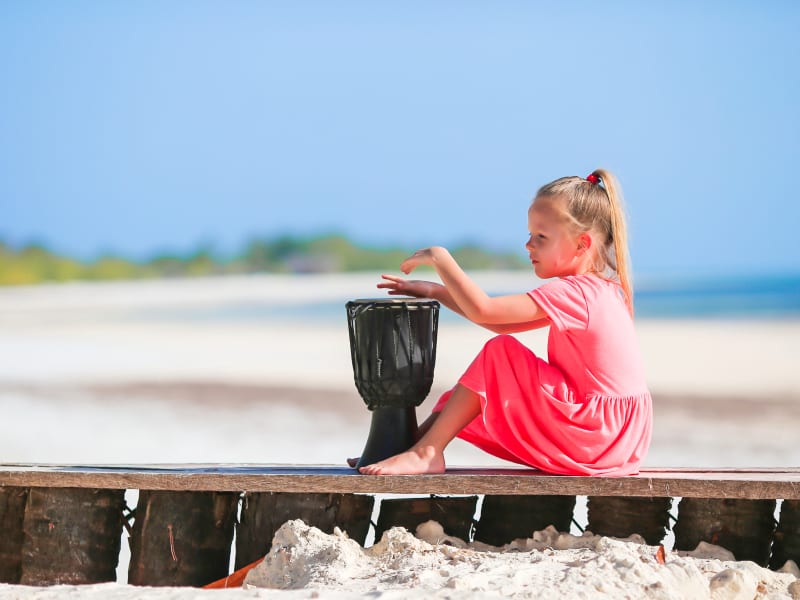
[400,262,416,275]
[378,275,401,288]
[378,273,424,297]
[399,248,430,275]
[399,259,416,273]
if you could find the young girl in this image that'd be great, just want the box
[358,169,651,477]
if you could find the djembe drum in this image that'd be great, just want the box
[346,298,439,469]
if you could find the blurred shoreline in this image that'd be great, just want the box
[1,272,798,395]
[1,273,798,468]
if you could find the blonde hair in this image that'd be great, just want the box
[535,169,634,314]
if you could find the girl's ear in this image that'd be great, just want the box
[577,232,593,255]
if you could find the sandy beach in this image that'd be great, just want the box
[1,273,799,598]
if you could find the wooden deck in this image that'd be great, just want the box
[2,464,800,499]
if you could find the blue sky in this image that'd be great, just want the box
[2,1,799,276]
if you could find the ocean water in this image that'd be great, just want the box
[634,273,800,319]
[124,273,800,323]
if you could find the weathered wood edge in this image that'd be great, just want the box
[1,465,799,499]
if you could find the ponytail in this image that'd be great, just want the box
[536,168,635,316]
[589,169,634,315]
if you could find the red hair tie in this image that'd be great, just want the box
[586,173,600,184]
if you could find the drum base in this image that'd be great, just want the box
[356,406,419,469]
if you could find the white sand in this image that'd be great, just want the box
[1,520,799,599]
[1,274,799,598]
[240,520,800,598]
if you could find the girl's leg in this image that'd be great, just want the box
[358,384,481,475]
[416,411,440,439]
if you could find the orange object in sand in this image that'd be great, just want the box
[202,557,264,589]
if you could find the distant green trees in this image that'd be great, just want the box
[0,235,526,285]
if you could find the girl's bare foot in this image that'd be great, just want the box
[358,445,445,475]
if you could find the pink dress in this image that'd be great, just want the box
[433,274,652,476]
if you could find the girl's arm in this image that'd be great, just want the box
[379,274,549,334]
[480,318,550,334]
[400,246,547,325]
[377,275,463,314]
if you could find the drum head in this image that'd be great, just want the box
[347,298,437,306]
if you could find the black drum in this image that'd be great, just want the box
[346,298,439,469]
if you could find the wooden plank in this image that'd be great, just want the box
[20,488,125,585]
[673,497,777,566]
[1,464,800,499]
[128,490,239,587]
[0,487,27,584]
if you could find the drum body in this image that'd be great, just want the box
[346,299,439,468]
[346,299,439,410]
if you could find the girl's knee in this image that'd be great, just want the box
[480,334,534,365]
[485,334,523,353]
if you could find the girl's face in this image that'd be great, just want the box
[525,197,589,279]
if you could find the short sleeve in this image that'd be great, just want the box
[527,277,589,331]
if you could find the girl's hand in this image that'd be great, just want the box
[377,274,440,299]
[400,247,440,274]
